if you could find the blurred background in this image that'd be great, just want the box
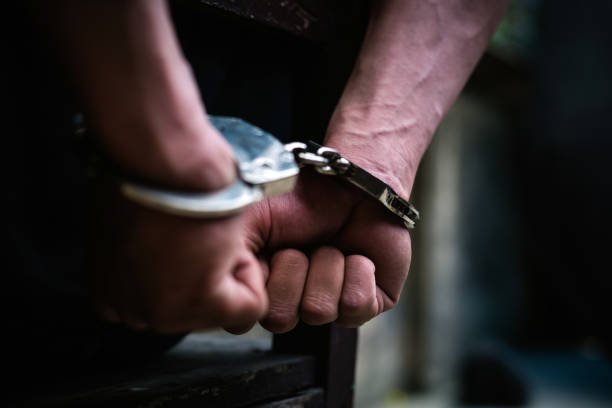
[148,0,612,405]
[208,0,612,406]
[353,0,612,406]
[199,0,612,405]
[7,0,611,405]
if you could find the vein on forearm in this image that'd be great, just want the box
[326,0,509,193]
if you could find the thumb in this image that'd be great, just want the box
[212,251,268,330]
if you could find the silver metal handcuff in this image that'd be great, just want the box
[121,116,420,229]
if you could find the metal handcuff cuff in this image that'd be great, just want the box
[121,116,420,229]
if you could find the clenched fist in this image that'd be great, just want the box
[245,168,412,333]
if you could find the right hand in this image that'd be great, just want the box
[46,0,270,334]
[90,125,268,334]
[244,168,413,333]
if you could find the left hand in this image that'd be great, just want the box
[244,167,412,333]
[91,183,268,334]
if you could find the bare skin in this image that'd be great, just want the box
[45,0,266,333]
[44,0,508,333]
[248,0,509,333]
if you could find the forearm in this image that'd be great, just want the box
[43,0,234,190]
[326,0,509,197]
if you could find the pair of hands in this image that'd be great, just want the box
[93,127,413,335]
[50,0,506,336]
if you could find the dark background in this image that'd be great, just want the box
[382,0,612,406]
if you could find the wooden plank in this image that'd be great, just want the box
[14,334,316,408]
[251,388,324,407]
[273,324,358,408]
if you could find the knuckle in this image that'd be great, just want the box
[341,290,372,315]
[346,254,375,271]
[272,249,308,270]
[384,293,400,311]
[300,294,338,324]
[206,270,268,326]
[263,307,298,333]
[315,246,343,257]
[214,290,267,326]
[377,285,401,313]
[312,247,344,266]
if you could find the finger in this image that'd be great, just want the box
[337,255,378,328]
[338,199,413,312]
[224,322,257,335]
[300,247,345,326]
[146,252,267,334]
[216,253,268,331]
[373,227,411,312]
[260,249,308,333]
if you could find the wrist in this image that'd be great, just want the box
[324,112,430,199]
[49,0,235,192]
[89,57,236,191]
[95,107,236,192]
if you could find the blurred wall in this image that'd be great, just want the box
[357,0,612,405]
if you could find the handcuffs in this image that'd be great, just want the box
[121,116,420,229]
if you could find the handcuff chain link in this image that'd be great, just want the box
[284,142,352,176]
[284,141,420,229]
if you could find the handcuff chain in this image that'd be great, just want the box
[284,142,352,176]
[284,141,420,229]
